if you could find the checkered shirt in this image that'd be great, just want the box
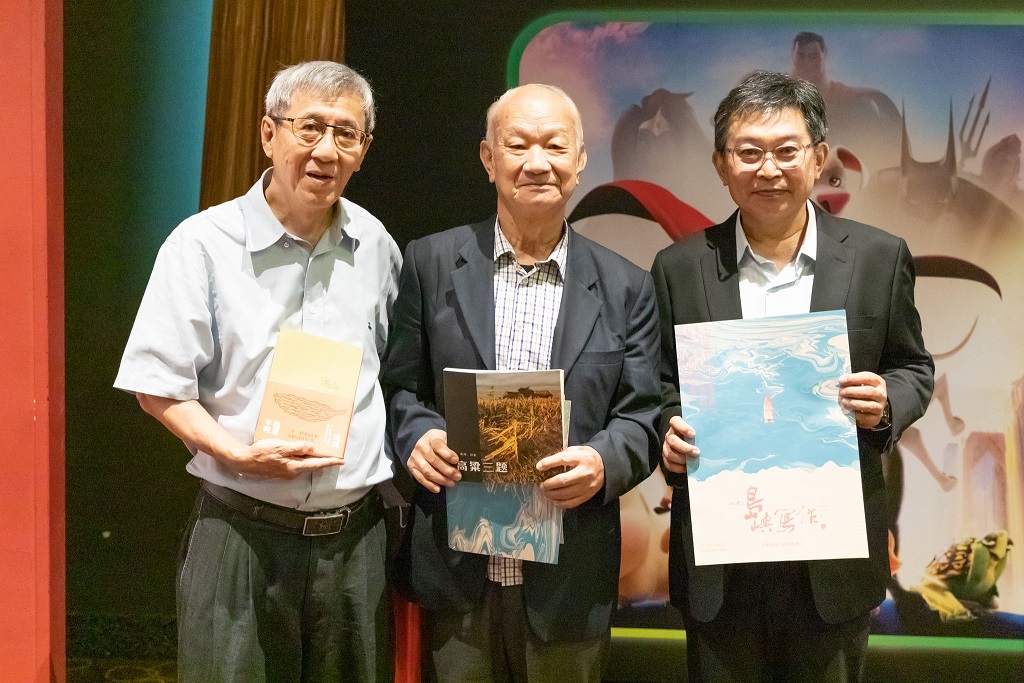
[486,219,568,586]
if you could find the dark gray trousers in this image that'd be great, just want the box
[427,582,607,683]
[176,487,391,683]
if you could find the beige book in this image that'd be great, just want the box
[254,329,362,458]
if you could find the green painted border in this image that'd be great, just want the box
[612,627,1024,652]
[507,9,1024,87]
[518,9,1024,651]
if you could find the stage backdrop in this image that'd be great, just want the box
[513,11,1024,639]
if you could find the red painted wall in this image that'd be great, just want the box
[0,0,65,680]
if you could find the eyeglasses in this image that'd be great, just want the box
[272,117,370,150]
[724,143,815,170]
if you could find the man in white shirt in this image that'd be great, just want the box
[115,61,400,683]
[653,71,933,682]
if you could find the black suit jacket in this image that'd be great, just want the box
[651,205,934,625]
[382,219,661,642]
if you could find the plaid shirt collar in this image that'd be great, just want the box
[493,218,569,279]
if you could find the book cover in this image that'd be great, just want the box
[443,368,565,483]
[675,311,869,566]
[444,368,567,564]
[254,328,362,458]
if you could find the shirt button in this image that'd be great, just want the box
[283,241,290,248]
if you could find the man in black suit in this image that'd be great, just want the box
[653,71,934,682]
[382,84,661,682]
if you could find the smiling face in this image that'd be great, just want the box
[713,107,827,236]
[480,86,587,222]
[261,89,371,238]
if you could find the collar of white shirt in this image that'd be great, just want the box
[735,199,818,269]
[242,167,351,253]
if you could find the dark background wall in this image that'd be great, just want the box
[65,0,1012,621]
[65,0,211,617]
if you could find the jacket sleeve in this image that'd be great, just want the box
[651,250,687,488]
[584,269,663,504]
[381,238,446,469]
[866,238,935,452]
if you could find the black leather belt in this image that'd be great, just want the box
[201,481,379,536]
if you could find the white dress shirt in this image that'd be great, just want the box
[735,200,818,319]
[115,168,402,509]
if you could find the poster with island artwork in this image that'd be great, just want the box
[676,310,869,566]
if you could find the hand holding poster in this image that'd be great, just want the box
[676,310,869,565]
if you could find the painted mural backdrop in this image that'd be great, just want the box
[517,14,1024,638]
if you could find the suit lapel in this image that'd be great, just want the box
[551,228,602,372]
[450,220,497,369]
[702,215,744,321]
[809,208,855,313]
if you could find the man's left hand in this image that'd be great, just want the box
[839,372,888,429]
[537,446,605,509]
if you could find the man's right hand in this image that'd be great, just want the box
[226,439,344,479]
[408,429,461,493]
[662,416,699,474]
[135,394,345,480]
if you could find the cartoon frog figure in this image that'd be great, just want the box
[910,530,1013,621]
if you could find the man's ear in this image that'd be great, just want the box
[812,141,830,181]
[480,139,496,183]
[712,151,729,186]
[576,143,588,177]
[260,116,276,159]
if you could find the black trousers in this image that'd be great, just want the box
[683,562,870,683]
[176,487,391,683]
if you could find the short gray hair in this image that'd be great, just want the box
[713,70,827,152]
[265,61,376,132]
[485,84,584,148]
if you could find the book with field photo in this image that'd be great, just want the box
[443,368,565,484]
[254,329,362,458]
[443,368,567,564]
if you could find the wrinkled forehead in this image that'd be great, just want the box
[491,89,582,144]
[287,88,366,122]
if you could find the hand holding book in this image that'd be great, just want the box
[537,444,605,509]
[228,437,345,479]
[407,428,462,493]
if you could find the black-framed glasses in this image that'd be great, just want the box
[272,117,370,150]
[724,143,815,170]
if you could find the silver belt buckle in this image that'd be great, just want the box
[302,509,350,536]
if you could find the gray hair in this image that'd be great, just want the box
[265,61,376,132]
[485,84,584,148]
[713,70,827,152]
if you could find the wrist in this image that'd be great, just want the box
[870,400,892,431]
